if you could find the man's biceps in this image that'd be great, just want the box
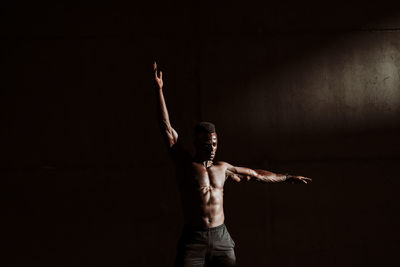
[230,166,242,174]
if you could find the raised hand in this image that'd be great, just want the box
[154,61,163,89]
[286,175,312,184]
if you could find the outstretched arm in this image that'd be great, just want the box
[225,163,311,184]
[154,62,178,147]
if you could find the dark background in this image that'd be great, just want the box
[2,1,400,266]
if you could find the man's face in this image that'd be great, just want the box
[195,132,218,161]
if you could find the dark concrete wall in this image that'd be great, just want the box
[3,1,400,266]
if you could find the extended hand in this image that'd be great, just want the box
[286,175,312,184]
[154,61,163,89]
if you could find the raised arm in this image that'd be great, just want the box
[225,163,311,184]
[154,62,178,147]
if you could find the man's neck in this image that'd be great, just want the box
[203,160,213,168]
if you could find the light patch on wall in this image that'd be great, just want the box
[244,32,400,136]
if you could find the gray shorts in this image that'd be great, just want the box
[174,224,236,267]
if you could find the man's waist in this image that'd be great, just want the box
[183,223,226,232]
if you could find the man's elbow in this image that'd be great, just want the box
[165,130,178,147]
[167,138,177,148]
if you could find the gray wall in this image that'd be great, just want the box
[3,1,400,266]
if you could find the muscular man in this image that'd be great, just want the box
[154,62,311,267]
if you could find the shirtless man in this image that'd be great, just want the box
[154,62,311,267]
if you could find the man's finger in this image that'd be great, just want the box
[299,176,312,181]
[160,71,162,79]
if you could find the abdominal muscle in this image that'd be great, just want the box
[182,185,225,228]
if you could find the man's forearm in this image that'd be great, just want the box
[156,87,172,130]
[253,169,287,183]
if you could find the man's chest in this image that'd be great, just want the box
[190,163,226,188]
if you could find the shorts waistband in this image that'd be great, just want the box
[183,223,226,232]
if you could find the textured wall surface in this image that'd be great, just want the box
[2,1,400,266]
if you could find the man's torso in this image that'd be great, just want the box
[176,159,228,228]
